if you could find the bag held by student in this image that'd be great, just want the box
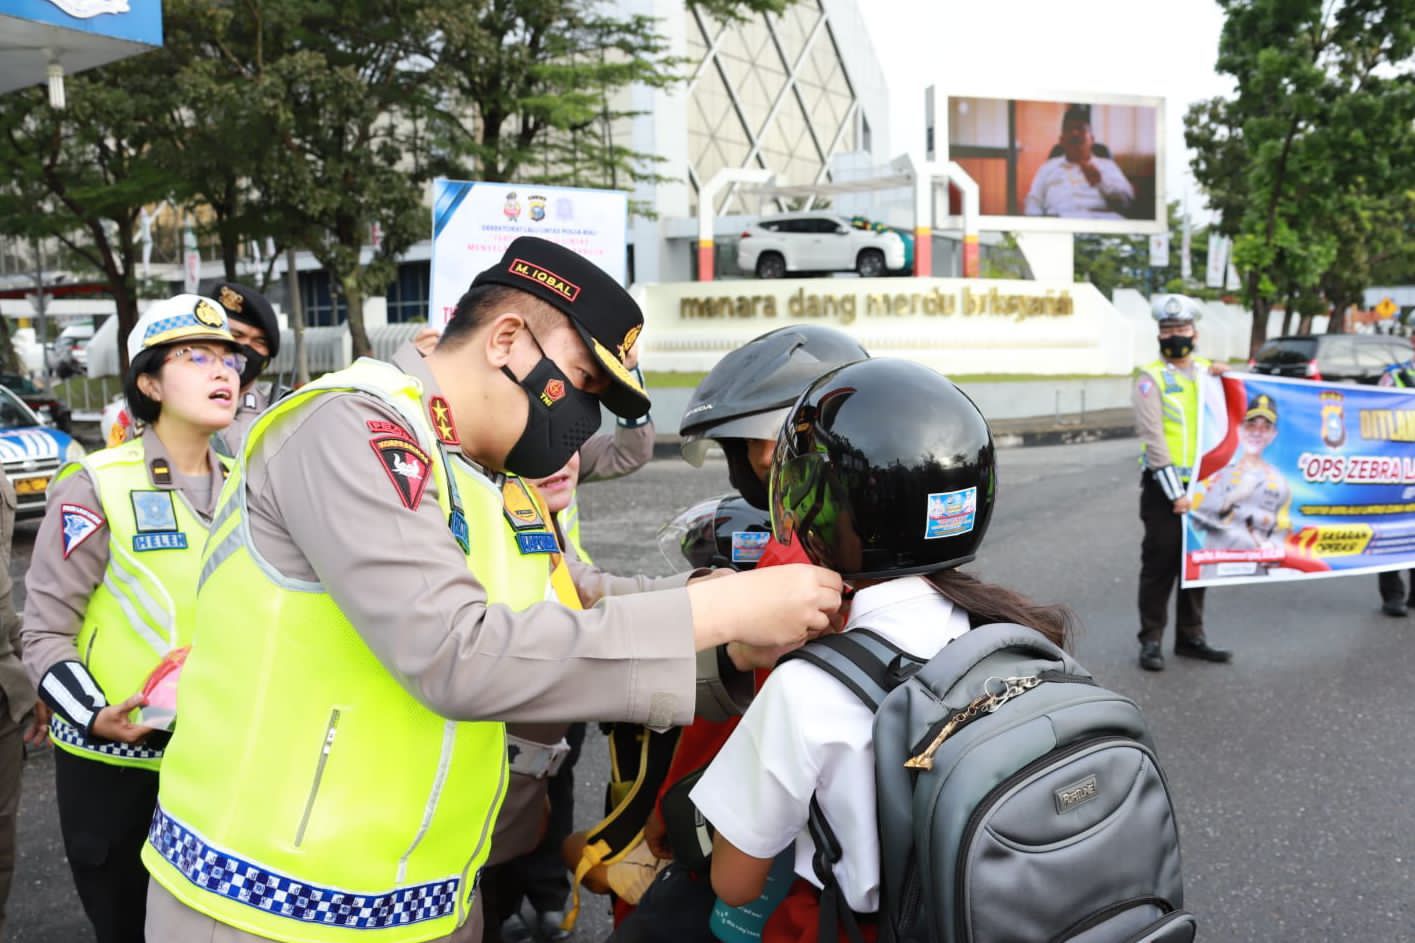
[791,621,1196,943]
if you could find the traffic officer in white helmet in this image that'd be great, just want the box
[1133,294,1233,671]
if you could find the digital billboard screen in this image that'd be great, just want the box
[946,93,1164,233]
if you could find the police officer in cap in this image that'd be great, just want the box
[1133,294,1233,671]
[210,281,282,457]
[141,237,841,943]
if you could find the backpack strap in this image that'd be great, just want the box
[809,796,868,943]
[784,629,922,943]
[780,628,923,711]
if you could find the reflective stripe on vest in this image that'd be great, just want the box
[144,358,563,942]
[1139,357,1209,479]
[54,439,208,769]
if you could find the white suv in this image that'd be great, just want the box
[737,213,906,279]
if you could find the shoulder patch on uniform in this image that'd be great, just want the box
[366,419,414,441]
[60,504,105,559]
[1137,376,1155,396]
[429,396,459,446]
[370,436,431,510]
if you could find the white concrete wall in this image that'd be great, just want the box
[635,276,1133,376]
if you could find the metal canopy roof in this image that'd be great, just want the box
[0,1,162,98]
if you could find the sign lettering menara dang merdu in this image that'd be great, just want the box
[674,284,1076,326]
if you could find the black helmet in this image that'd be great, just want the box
[679,325,869,466]
[769,359,996,580]
[657,493,773,572]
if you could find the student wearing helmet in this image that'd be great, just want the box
[1133,294,1232,672]
[691,358,1073,943]
[210,281,282,457]
[599,326,869,943]
[21,294,243,942]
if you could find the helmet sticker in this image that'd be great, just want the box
[731,530,770,564]
[926,487,977,540]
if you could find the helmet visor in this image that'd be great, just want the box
[679,407,790,467]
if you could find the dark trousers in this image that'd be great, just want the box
[54,746,159,943]
[1138,473,1206,646]
[1377,570,1415,604]
[0,709,22,940]
[481,722,586,942]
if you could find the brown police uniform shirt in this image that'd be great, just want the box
[0,470,32,726]
[578,420,654,484]
[241,343,701,730]
[22,429,227,722]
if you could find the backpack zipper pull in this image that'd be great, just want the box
[904,676,1041,771]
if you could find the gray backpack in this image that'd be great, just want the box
[786,622,1196,943]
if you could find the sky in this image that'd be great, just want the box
[858,0,1235,220]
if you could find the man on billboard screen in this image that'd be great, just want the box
[1024,104,1135,219]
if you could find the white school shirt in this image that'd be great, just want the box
[690,575,970,912]
[1023,155,1135,219]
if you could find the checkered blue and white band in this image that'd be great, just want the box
[149,806,462,930]
[50,714,165,762]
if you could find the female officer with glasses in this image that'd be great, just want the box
[21,294,244,943]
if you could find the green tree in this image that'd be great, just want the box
[0,61,180,371]
[1186,0,1415,354]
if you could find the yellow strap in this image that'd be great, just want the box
[562,838,612,931]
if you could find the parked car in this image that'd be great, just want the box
[1249,334,1412,385]
[737,213,907,279]
[0,373,72,432]
[0,385,85,519]
[49,324,94,380]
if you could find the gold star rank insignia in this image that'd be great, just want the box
[429,396,459,445]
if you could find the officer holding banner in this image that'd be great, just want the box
[141,237,841,943]
[1133,294,1233,672]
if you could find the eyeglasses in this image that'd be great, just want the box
[165,345,246,375]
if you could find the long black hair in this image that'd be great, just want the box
[926,569,1075,651]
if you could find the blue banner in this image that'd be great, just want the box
[1183,372,1415,586]
[0,0,162,46]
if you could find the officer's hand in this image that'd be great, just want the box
[23,701,51,748]
[1209,362,1229,376]
[690,564,842,651]
[1080,161,1101,186]
[1172,496,1192,515]
[90,694,156,745]
[726,640,796,672]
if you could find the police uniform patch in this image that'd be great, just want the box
[516,532,560,555]
[133,532,189,552]
[366,419,413,440]
[429,396,459,445]
[60,504,104,559]
[150,459,172,486]
[502,478,546,531]
[1137,377,1155,396]
[132,491,179,533]
[371,436,431,511]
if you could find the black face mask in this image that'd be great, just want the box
[1159,334,1195,360]
[237,345,269,389]
[502,339,602,479]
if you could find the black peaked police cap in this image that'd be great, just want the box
[212,282,282,357]
[473,236,650,420]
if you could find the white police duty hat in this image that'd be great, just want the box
[127,294,236,362]
[1151,294,1203,324]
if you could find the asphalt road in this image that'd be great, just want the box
[6,438,1414,940]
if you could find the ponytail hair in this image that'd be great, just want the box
[926,569,1075,651]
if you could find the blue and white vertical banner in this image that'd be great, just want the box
[429,179,628,326]
[1182,372,1415,587]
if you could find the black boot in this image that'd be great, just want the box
[1174,637,1233,663]
[1139,641,1165,671]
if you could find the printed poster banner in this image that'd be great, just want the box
[1182,372,1415,587]
[429,179,628,326]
